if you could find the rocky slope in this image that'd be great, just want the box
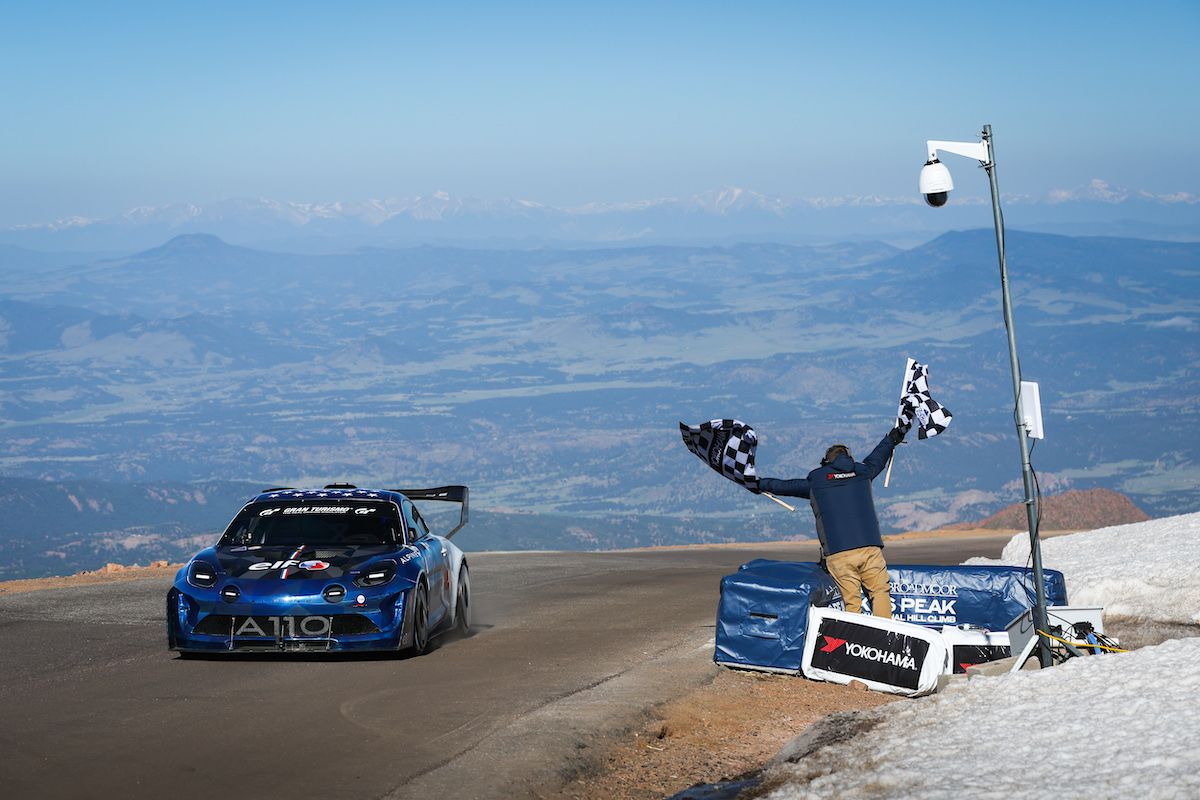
[955,488,1149,531]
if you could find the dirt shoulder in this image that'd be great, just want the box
[541,610,1192,800]
[539,667,897,800]
[634,527,1075,552]
[884,527,1077,542]
[0,561,182,595]
[884,526,1020,541]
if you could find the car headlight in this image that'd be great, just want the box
[354,560,397,588]
[187,560,219,589]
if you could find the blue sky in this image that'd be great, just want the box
[1,1,1197,225]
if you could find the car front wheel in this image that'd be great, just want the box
[405,584,430,657]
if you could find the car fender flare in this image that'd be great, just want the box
[401,574,428,650]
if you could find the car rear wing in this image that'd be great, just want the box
[394,485,470,539]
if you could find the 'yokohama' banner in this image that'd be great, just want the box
[714,561,1065,675]
[801,607,946,696]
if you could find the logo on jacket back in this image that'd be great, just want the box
[826,471,856,480]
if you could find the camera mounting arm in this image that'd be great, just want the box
[926,136,992,167]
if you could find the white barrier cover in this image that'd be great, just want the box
[939,626,1010,674]
[801,607,947,697]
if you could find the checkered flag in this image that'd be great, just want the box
[679,419,760,492]
[897,360,953,440]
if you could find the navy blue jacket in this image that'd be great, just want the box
[758,432,898,556]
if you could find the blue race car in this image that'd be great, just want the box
[167,484,470,655]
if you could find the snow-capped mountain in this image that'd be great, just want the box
[4,182,1197,252]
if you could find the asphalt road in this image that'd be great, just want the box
[0,535,1015,800]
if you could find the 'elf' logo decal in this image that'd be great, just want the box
[249,559,330,572]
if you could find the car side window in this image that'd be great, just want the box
[412,508,430,539]
[401,501,420,543]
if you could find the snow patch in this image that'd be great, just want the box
[966,512,1200,625]
[764,637,1200,799]
[761,512,1200,798]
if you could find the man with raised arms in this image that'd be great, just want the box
[756,421,909,617]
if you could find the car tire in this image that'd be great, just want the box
[454,566,471,636]
[166,590,180,650]
[405,583,431,657]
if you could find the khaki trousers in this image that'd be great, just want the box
[826,545,892,618]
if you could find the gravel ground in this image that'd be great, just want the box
[539,667,897,800]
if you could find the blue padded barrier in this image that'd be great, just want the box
[715,560,1067,672]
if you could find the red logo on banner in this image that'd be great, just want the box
[820,636,847,653]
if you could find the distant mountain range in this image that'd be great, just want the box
[0,476,805,580]
[0,479,1157,581]
[0,228,1196,579]
[3,182,1198,252]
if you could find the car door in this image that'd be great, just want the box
[407,502,450,624]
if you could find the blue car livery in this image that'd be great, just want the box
[167,484,469,655]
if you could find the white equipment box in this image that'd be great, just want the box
[1005,605,1105,670]
[1019,380,1045,439]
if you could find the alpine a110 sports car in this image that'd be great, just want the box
[167,484,469,655]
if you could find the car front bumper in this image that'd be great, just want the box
[167,584,412,653]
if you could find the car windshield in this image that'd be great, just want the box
[218,501,402,547]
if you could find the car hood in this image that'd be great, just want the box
[203,544,402,581]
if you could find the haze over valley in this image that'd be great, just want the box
[2,226,1195,578]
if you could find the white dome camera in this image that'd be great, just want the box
[919,159,953,207]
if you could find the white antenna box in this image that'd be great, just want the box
[1019,380,1044,440]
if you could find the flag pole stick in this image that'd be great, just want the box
[762,492,796,512]
[884,357,916,489]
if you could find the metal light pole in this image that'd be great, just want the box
[922,125,1051,668]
